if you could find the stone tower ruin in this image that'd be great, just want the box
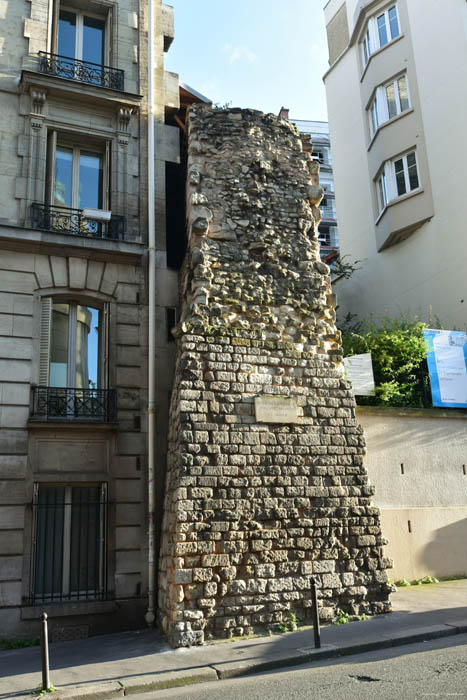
[158,105,392,647]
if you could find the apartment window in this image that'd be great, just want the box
[55,146,104,212]
[32,298,114,420]
[32,484,108,604]
[318,225,331,246]
[31,131,124,240]
[368,74,410,137]
[44,132,114,235]
[361,5,400,66]
[362,28,371,65]
[377,171,388,212]
[312,150,325,164]
[58,9,106,66]
[376,150,420,213]
[394,152,419,196]
[38,3,124,89]
[48,301,102,389]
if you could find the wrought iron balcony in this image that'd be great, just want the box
[31,387,117,422]
[31,203,125,240]
[38,51,124,91]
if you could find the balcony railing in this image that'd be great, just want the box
[31,203,125,240]
[38,51,124,91]
[31,387,117,422]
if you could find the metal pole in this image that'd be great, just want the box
[310,577,321,649]
[41,612,51,691]
[145,0,156,629]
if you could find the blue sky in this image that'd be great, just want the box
[164,0,329,121]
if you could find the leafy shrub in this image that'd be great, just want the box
[341,314,432,407]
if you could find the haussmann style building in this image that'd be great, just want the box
[0,0,193,641]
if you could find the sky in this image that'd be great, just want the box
[164,0,329,121]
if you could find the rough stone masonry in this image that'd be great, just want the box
[158,105,392,647]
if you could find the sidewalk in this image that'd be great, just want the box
[1,579,466,700]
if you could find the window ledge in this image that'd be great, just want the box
[360,33,405,82]
[21,600,117,620]
[0,225,144,265]
[21,69,143,108]
[368,108,414,151]
[27,419,118,431]
[375,187,424,225]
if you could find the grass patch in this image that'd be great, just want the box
[1,636,40,651]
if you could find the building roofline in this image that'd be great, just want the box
[179,82,211,104]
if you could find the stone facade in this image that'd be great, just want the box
[0,0,180,639]
[158,106,392,647]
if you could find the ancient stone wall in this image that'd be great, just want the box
[158,105,392,647]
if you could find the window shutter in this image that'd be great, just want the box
[101,303,110,389]
[39,297,52,386]
[45,130,57,206]
[104,141,111,210]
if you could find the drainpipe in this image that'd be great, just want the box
[145,0,156,628]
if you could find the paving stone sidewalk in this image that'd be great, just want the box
[1,580,466,700]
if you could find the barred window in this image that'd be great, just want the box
[32,483,108,604]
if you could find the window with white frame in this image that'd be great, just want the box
[368,74,410,137]
[377,169,389,213]
[361,4,400,66]
[32,483,108,604]
[376,150,420,214]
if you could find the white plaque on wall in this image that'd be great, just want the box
[254,396,299,423]
[343,352,375,396]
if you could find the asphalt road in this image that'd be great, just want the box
[134,633,467,700]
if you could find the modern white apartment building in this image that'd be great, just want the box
[323,0,467,328]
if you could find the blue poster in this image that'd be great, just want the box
[424,329,467,408]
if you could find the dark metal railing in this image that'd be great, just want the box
[31,485,109,605]
[31,203,125,240]
[31,387,117,422]
[38,51,124,91]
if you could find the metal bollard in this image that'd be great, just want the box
[310,577,321,649]
[41,612,51,691]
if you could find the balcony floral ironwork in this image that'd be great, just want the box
[31,203,125,241]
[38,51,124,91]
[31,386,117,422]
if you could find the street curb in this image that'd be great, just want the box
[118,668,218,694]
[42,624,466,699]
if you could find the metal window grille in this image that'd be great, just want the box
[30,484,109,605]
[31,387,117,422]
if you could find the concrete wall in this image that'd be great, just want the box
[359,407,467,581]
[323,0,467,329]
